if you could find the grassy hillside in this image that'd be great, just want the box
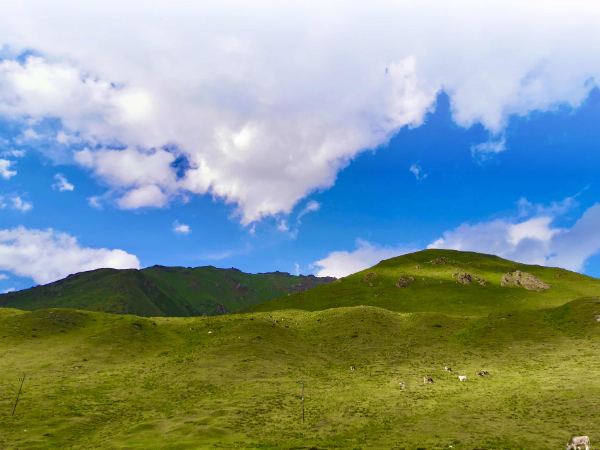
[2,297,600,449]
[0,266,335,317]
[243,249,600,315]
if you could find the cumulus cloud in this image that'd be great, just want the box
[409,163,427,180]
[0,274,8,280]
[0,2,599,221]
[2,287,15,294]
[172,220,191,235]
[277,220,289,232]
[0,226,140,284]
[0,159,17,179]
[428,200,600,273]
[311,238,418,278]
[297,200,320,222]
[52,173,74,191]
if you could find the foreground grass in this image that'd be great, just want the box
[2,297,600,449]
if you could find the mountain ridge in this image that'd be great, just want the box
[0,265,335,317]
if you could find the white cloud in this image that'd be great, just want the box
[0,274,8,280]
[0,226,140,284]
[173,220,191,235]
[2,287,15,294]
[10,195,32,212]
[470,136,507,160]
[409,163,427,181]
[0,159,17,179]
[1,149,25,158]
[294,262,300,276]
[52,173,74,191]
[428,200,600,273]
[297,200,320,222]
[0,2,599,222]
[277,220,289,232]
[311,238,418,278]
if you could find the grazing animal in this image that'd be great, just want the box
[423,377,434,384]
[398,382,405,389]
[477,371,484,377]
[567,435,590,450]
[350,365,356,370]
[477,370,490,377]
[208,331,213,334]
[444,366,452,372]
[458,375,467,382]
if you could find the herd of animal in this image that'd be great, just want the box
[349,365,590,448]
[422,366,491,384]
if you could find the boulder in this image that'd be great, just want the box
[501,270,549,291]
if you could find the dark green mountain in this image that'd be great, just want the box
[0,265,335,317]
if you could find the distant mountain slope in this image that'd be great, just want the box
[0,266,335,317]
[242,249,600,316]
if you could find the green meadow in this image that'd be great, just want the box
[1,249,600,449]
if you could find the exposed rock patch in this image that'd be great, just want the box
[430,257,448,265]
[456,273,472,285]
[395,277,414,288]
[361,272,378,283]
[501,271,549,291]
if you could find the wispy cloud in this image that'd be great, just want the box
[471,136,506,162]
[297,200,320,223]
[173,220,191,235]
[0,159,17,179]
[52,173,74,191]
[11,196,32,212]
[1,150,25,158]
[197,243,253,261]
[2,287,15,294]
[294,262,301,275]
[409,163,427,181]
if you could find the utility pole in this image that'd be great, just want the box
[300,381,304,424]
[12,374,27,416]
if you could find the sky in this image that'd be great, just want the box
[1,0,600,293]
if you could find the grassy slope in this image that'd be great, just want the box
[243,249,600,315]
[2,298,600,449]
[0,266,334,317]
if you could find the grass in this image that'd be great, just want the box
[2,249,600,449]
[243,249,600,316]
[2,297,600,449]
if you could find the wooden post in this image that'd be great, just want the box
[301,381,305,424]
[12,374,26,416]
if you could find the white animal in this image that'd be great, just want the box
[567,436,590,450]
[444,366,452,372]
[458,375,467,382]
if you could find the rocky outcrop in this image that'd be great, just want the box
[362,272,378,283]
[501,271,549,291]
[395,277,415,288]
[456,273,472,285]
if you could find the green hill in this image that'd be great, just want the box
[242,249,600,315]
[2,296,600,449]
[0,266,335,317]
[2,249,600,449]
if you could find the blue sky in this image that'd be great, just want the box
[1,1,600,293]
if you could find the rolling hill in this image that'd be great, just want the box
[0,265,335,317]
[242,249,600,315]
[2,249,600,449]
